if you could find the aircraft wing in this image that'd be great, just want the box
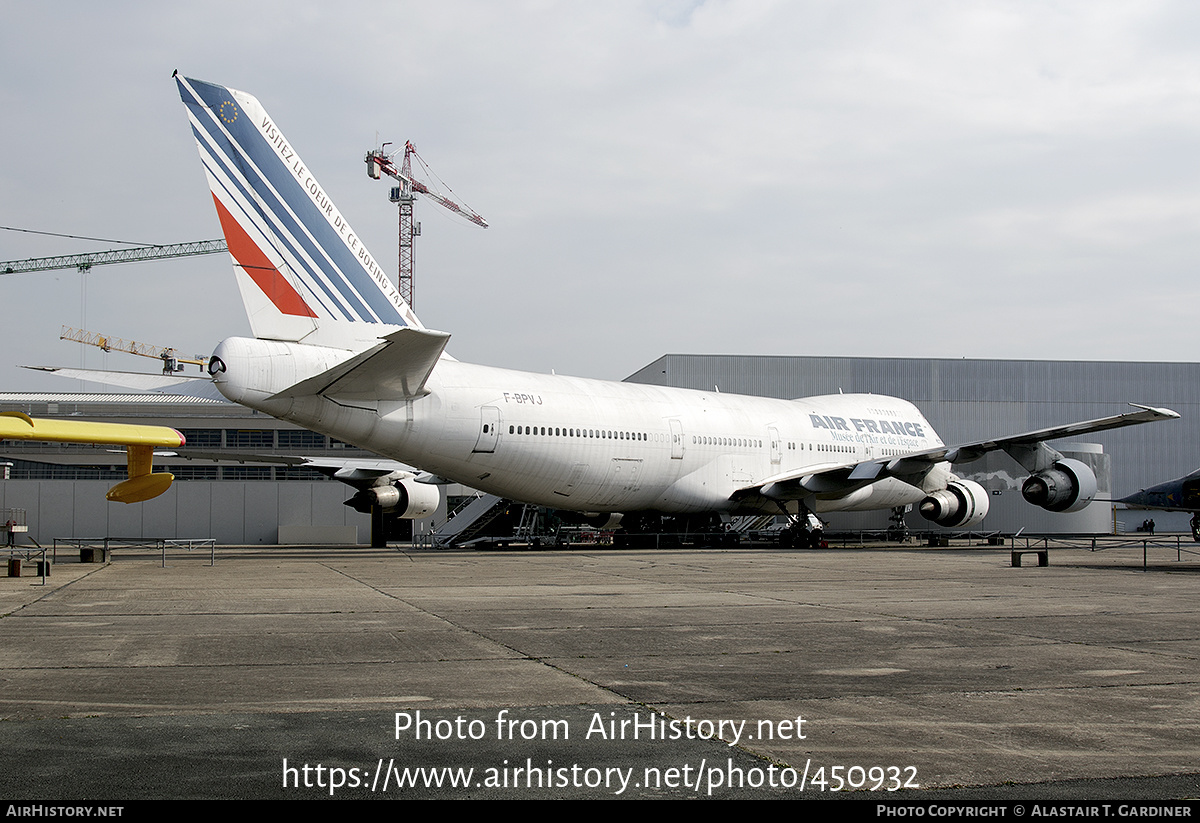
[0,412,184,503]
[932,404,1180,465]
[742,403,1180,500]
[171,448,440,516]
[173,450,421,490]
[0,412,185,448]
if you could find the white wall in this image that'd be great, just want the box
[0,480,371,545]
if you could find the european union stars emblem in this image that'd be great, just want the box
[218,100,239,125]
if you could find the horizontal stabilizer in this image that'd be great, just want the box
[24,366,226,401]
[272,327,451,400]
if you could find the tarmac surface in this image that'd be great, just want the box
[0,537,1197,800]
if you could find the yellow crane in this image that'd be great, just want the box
[58,325,208,374]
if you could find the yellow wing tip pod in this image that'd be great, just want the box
[106,472,175,504]
[107,444,174,504]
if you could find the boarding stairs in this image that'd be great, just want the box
[429,493,509,548]
[511,504,562,546]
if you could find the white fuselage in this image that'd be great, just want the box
[212,337,947,515]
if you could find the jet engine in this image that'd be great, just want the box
[344,478,441,518]
[919,479,990,527]
[1021,458,1097,513]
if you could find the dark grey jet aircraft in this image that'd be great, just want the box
[1119,469,1200,541]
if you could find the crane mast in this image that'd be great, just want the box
[365,142,486,310]
[0,239,229,372]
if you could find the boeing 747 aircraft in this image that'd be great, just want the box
[174,74,1178,547]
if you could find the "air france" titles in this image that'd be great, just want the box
[809,414,926,438]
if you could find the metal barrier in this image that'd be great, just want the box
[5,546,50,585]
[52,537,217,567]
[1009,533,1200,571]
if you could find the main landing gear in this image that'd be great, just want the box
[777,505,825,550]
[886,505,911,543]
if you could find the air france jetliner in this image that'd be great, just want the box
[176,74,1178,547]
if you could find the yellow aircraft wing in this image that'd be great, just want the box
[0,412,185,503]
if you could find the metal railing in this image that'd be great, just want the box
[52,536,216,567]
[1010,532,1200,570]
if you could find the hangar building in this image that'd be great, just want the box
[624,355,1200,534]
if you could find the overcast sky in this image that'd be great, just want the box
[2,1,1199,393]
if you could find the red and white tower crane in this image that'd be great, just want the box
[365,141,487,310]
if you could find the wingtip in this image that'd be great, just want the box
[1129,403,1181,420]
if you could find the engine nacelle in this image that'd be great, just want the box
[344,478,442,518]
[919,479,990,527]
[1021,458,1097,513]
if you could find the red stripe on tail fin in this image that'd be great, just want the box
[211,194,318,318]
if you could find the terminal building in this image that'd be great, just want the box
[1,355,1196,544]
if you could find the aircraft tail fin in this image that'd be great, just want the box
[176,75,420,350]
